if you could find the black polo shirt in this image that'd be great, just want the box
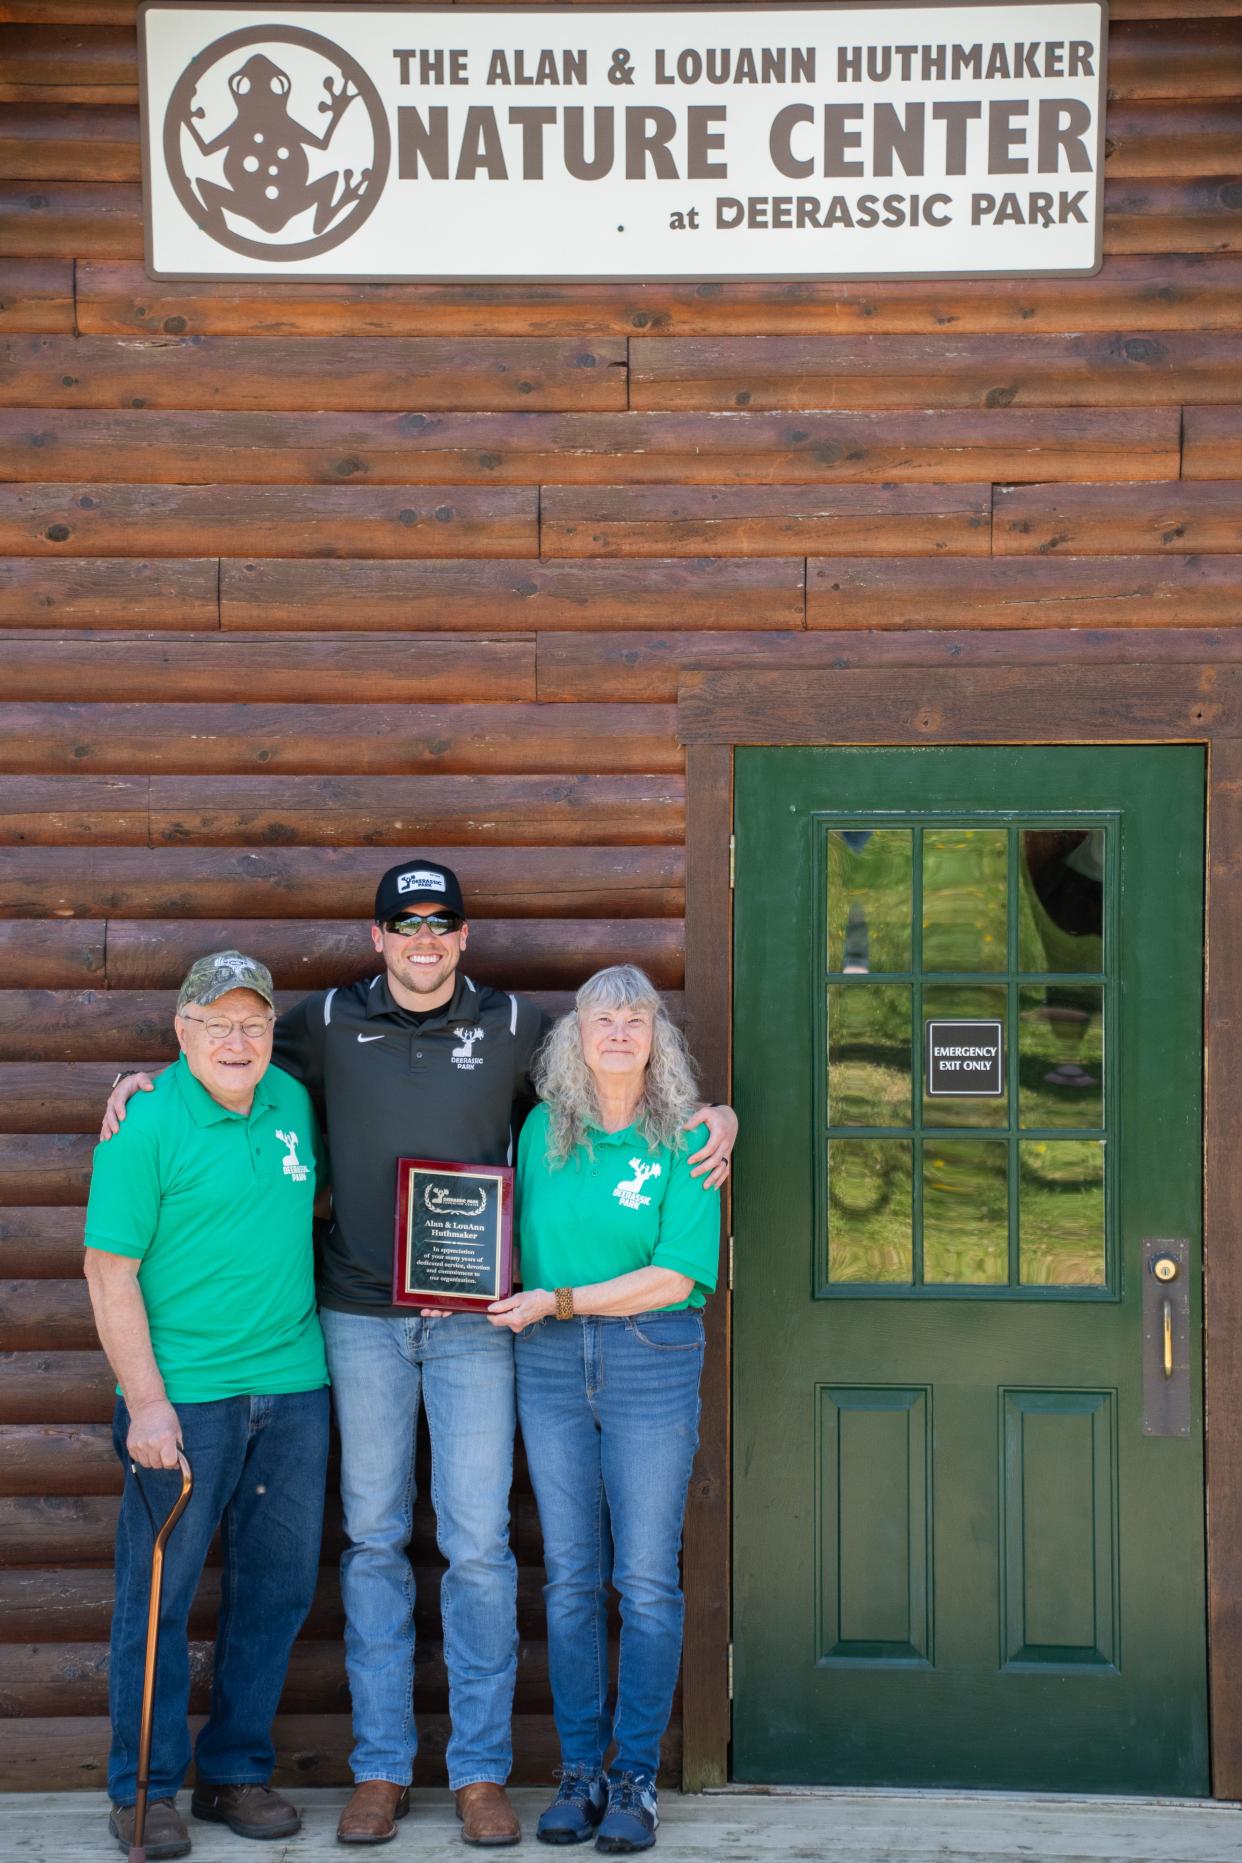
[274,972,549,1315]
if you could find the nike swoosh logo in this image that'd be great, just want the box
[357,1034,384,1044]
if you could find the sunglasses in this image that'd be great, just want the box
[384,912,463,937]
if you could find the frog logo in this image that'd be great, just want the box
[162,25,390,262]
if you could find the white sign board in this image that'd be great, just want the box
[138,2,1108,280]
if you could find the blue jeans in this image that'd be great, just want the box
[320,1308,518,1789]
[515,1310,705,1781]
[107,1388,329,1805]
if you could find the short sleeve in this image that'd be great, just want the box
[273,993,329,1091]
[83,1123,162,1261]
[650,1124,721,1295]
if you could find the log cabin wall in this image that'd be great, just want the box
[1,0,1241,1794]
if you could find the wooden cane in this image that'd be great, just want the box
[129,1449,193,1863]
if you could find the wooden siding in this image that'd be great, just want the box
[1,0,1240,1797]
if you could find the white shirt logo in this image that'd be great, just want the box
[275,1129,310,1184]
[357,1033,384,1043]
[452,1025,485,1070]
[613,1157,662,1211]
[398,869,447,895]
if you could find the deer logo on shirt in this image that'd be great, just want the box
[613,1158,662,1211]
[452,1026,485,1070]
[275,1128,310,1183]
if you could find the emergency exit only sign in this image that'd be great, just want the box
[925,1020,1005,1097]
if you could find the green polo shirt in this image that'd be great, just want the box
[83,1058,328,1403]
[516,1103,720,1309]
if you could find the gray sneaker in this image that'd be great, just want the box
[109,1797,191,1859]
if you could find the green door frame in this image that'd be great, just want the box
[676,660,1242,1800]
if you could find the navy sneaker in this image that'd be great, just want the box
[536,1765,608,1845]
[594,1774,658,1854]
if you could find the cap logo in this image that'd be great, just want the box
[398,869,446,894]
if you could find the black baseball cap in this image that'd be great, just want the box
[374,859,465,923]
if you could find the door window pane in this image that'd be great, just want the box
[827,986,911,1128]
[1019,1141,1106,1286]
[923,829,1007,972]
[1019,987,1104,1129]
[827,830,912,974]
[827,1139,913,1284]
[1018,830,1105,974]
[922,986,1008,1128]
[923,1141,1009,1285]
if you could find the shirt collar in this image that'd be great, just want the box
[366,970,478,1028]
[173,1054,276,1127]
[587,1120,643,1147]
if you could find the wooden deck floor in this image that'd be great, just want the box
[2,1786,1240,1863]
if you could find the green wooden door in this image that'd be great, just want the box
[732,747,1208,1793]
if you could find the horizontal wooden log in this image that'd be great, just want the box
[164,411,1181,488]
[0,775,148,844]
[630,332,1242,412]
[0,989,594,1063]
[0,335,628,412]
[537,624,1242,703]
[0,259,73,333]
[0,844,685,920]
[0,1635,560,1717]
[0,1343,111,1416]
[0,2,136,22]
[0,1278,93,1347]
[0,1135,93,1206]
[0,1208,86,1279]
[1183,405,1242,477]
[90,916,685,993]
[0,485,538,559]
[0,182,142,257]
[1103,174,1242,253]
[0,24,134,87]
[1107,18,1242,99]
[0,556,217,629]
[0,103,138,179]
[0,1713,677,1789]
[220,557,805,631]
[147,774,683,848]
[1105,100,1242,177]
[0,631,536,701]
[805,555,1242,627]
[0,920,103,986]
[0,701,679,776]
[0,1423,112,1494]
[74,255,1242,338]
[994,483,1242,554]
[541,484,989,558]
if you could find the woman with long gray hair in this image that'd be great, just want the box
[488,966,720,1854]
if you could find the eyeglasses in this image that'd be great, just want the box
[384,912,463,937]
[180,1012,273,1041]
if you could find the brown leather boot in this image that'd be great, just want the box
[337,1781,411,1846]
[108,1798,191,1859]
[191,1782,301,1838]
[455,1782,521,1846]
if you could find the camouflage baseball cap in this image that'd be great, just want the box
[176,949,275,1015]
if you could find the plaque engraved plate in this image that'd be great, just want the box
[393,1158,514,1313]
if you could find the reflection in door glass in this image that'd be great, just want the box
[923,1141,1009,1284]
[827,986,911,1127]
[1019,987,1104,1129]
[827,1139,912,1283]
[1019,1141,1106,1286]
[922,829,1007,972]
[827,830,912,974]
[1018,830,1105,973]
[922,985,1008,1128]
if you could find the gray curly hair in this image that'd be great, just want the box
[535,964,701,1164]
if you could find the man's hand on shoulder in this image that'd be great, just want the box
[684,1104,738,1191]
[101,1072,156,1141]
[126,1397,182,1470]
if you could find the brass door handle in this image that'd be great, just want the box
[1162,1299,1174,1378]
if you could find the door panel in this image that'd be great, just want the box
[732,747,1208,1793]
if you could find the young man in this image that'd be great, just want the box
[103,863,735,1848]
[87,952,329,1859]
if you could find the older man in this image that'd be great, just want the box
[86,951,328,1859]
